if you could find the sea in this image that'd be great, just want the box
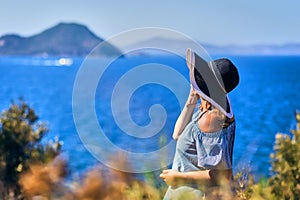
[0,54,300,180]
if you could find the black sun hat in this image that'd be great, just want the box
[186,48,239,118]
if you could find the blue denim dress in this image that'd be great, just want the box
[163,110,235,200]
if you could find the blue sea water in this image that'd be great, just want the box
[0,55,300,179]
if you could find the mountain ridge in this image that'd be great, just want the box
[0,22,122,57]
[0,23,299,56]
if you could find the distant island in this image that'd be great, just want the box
[127,37,300,56]
[0,22,299,57]
[203,43,300,55]
[0,23,122,57]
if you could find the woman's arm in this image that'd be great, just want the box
[160,168,232,188]
[172,86,199,140]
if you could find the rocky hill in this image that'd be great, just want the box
[0,23,122,57]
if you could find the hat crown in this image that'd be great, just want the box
[212,58,239,93]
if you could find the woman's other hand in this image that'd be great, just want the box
[160,169,181,187]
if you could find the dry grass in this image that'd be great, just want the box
[71,153,161,200]
[19,156,67,199]
[18,153,257,200]
[19,154,161,200]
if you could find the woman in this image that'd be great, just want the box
[160,49,239,199]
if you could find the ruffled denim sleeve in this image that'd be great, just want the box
[195,122,235,169]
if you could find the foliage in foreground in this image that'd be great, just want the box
[234,110,300,200]
[1,100,300,199]
[0,100,62,199]
[18,154,162,200]
[268,110,300,200]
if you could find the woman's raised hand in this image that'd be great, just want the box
[187,85,199,106]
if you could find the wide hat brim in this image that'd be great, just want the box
[186,48,233,118]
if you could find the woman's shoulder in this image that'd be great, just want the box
[198,110,234,133]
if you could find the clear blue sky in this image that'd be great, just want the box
[0,0,299,45]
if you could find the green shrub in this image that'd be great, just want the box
[269,111,300,200]
[0,99,62,199]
